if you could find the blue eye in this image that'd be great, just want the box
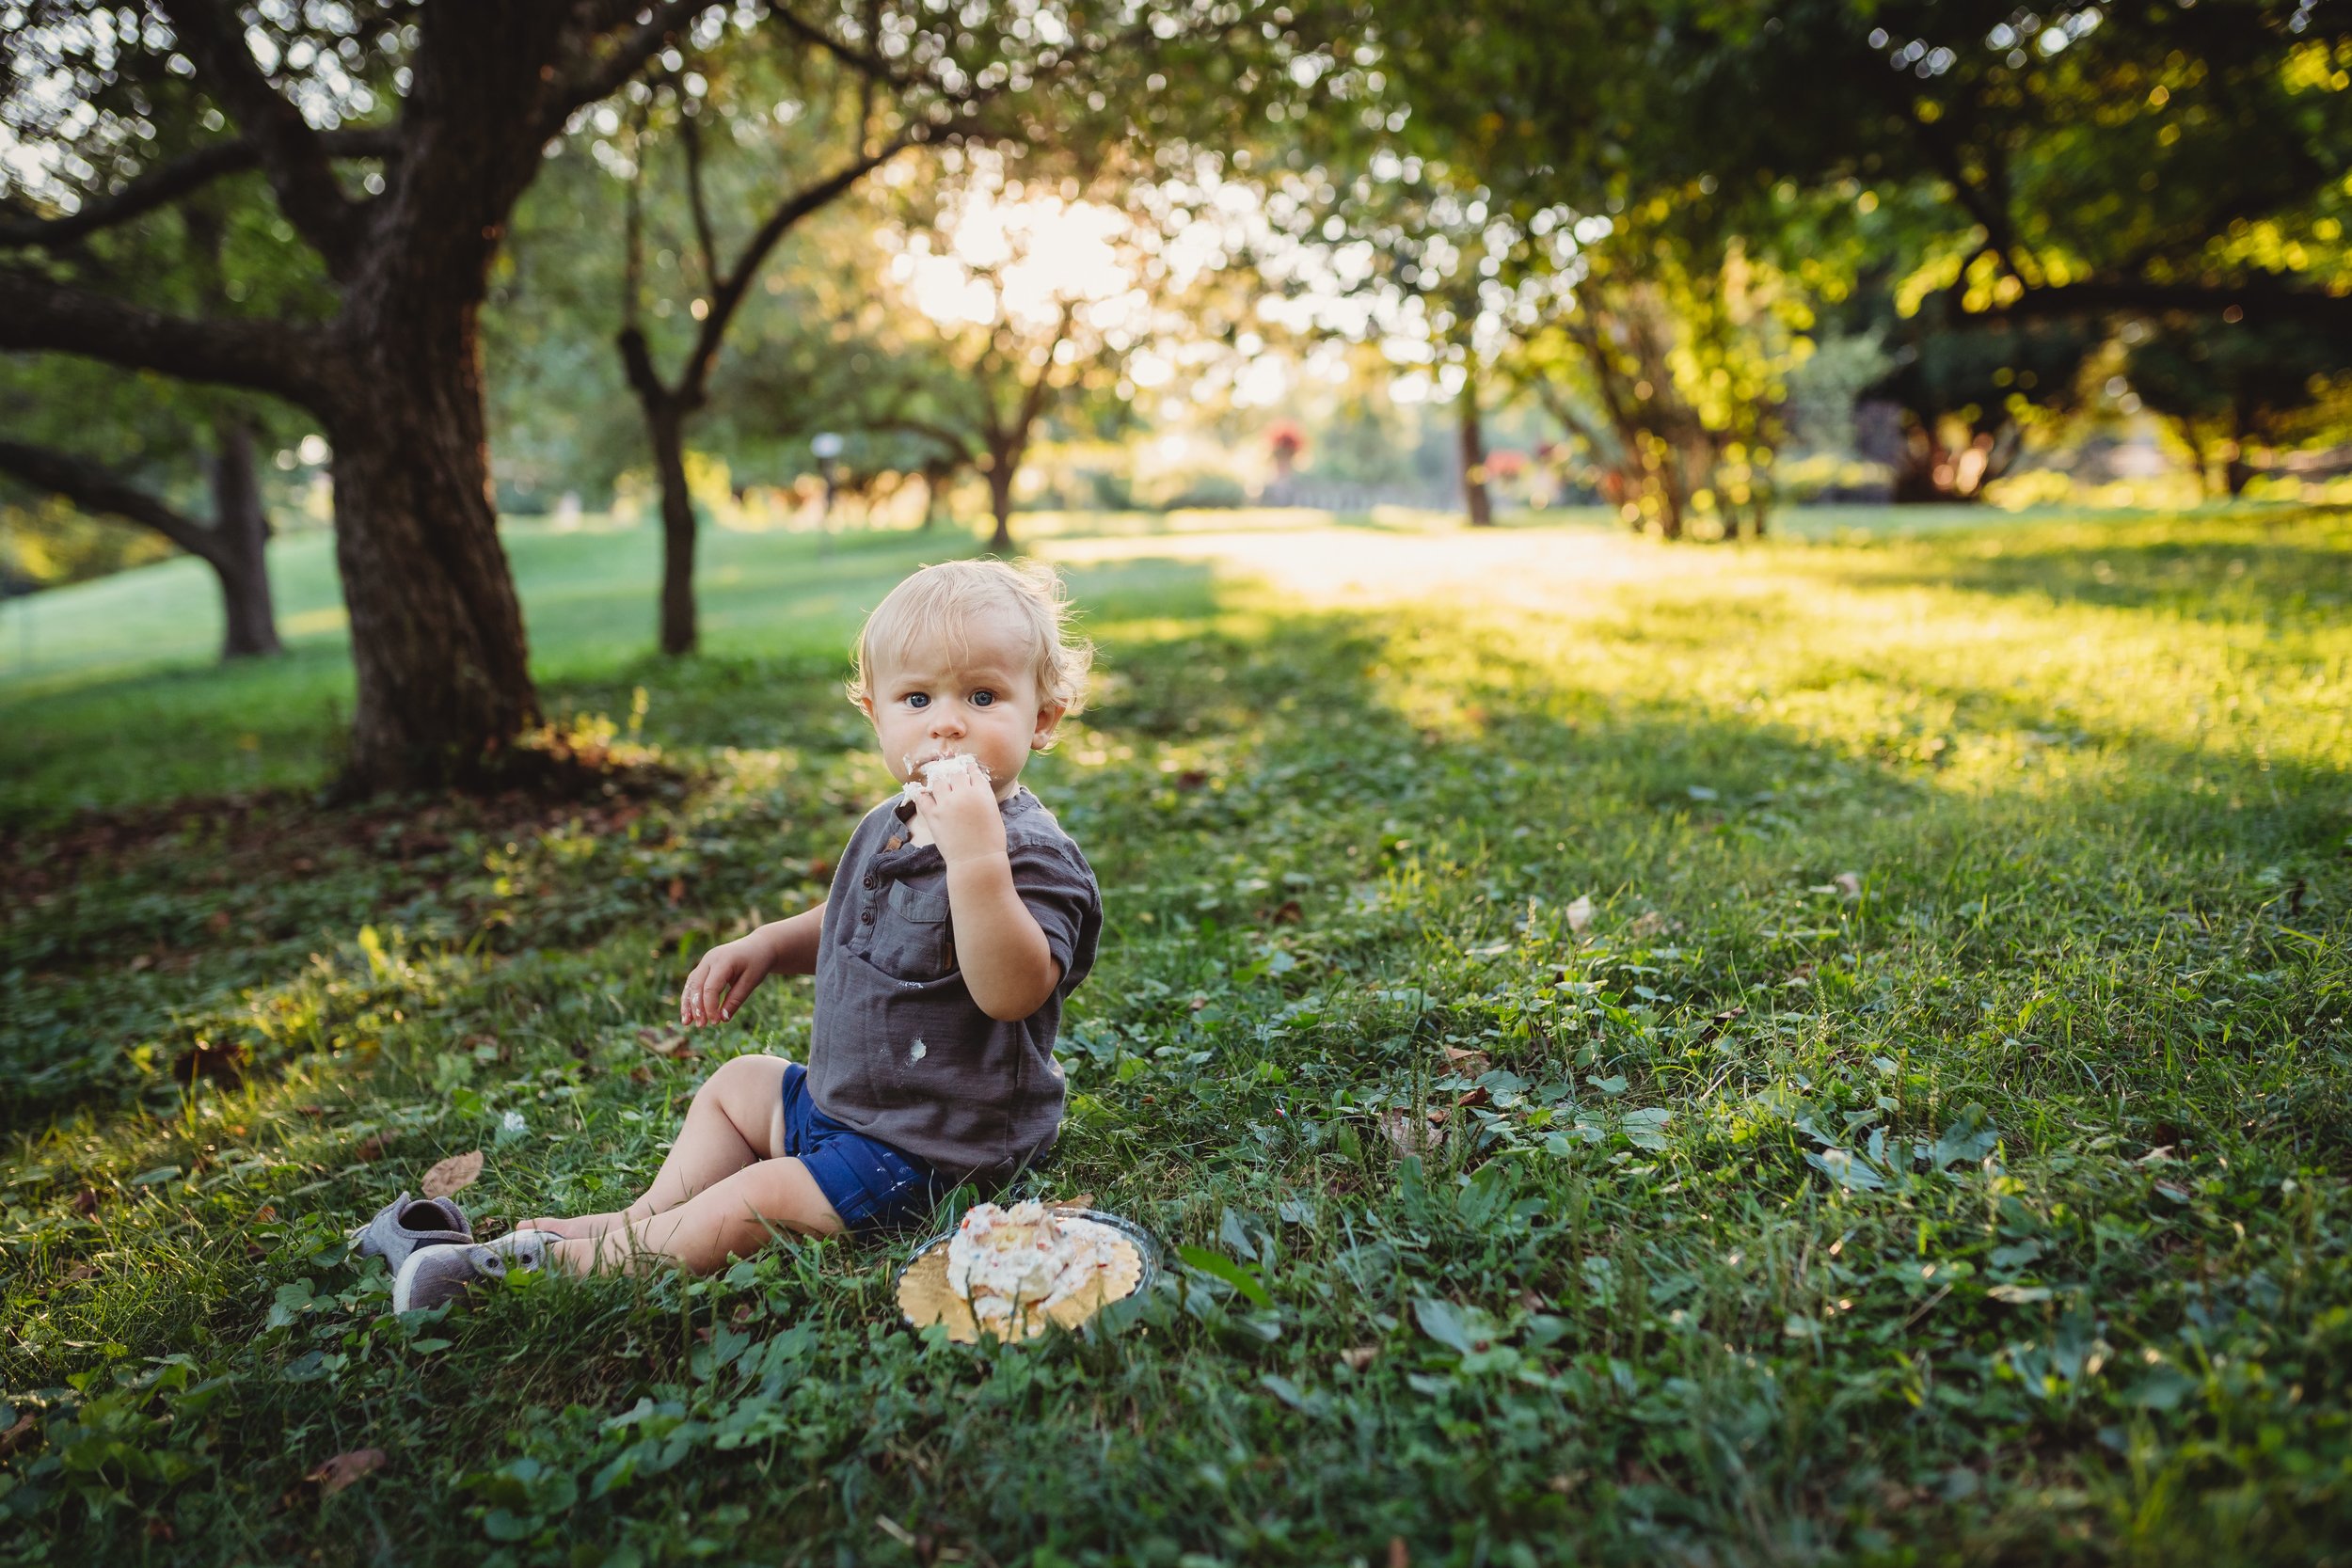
[905,692,930,709]
[971,690,995,707]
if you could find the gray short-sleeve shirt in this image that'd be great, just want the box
[805,786,1102,1181]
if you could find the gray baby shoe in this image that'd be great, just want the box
[390,1229,558,1313]
[483,1228,565,1262]
[351,1191,473,1270]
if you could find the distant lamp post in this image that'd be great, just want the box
[810,432,844,554]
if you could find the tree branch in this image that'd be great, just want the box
[677,105,721,293]
[615,322,666,406]
[675,134,918,404]
[1970,276,2352,329]
[621,112,647,332]
[0,128,397,249]
[765,4,909,90]
[0,267,323,404]
[1005,299,1076,450]
[158,0,369,277]
[547,0,724,134]
[871,415,977,463]
[0,436,220,561]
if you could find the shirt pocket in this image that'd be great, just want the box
[869,878,956,981]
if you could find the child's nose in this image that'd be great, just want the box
[930,705,966,735]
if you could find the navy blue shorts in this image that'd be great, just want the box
[778,1062,944,1233]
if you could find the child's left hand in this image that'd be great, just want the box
[908,765,1008,865]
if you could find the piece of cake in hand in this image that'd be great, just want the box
[945,1199,1128,1339]
[899,750,991,813]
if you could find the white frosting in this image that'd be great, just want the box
[900,751,990,810]
[946,1200,1123,1328]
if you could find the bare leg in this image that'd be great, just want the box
[548,1155,844,1275]
[525,1054,793,1240]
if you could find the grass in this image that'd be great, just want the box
[2,503,2349,1566]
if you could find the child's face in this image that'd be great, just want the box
[860,615,1062,799]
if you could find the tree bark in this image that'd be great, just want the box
[647,402,699,656]
[206,418,282,658]
[2225,403,2254,497]
[1457,372,1494,528]
[985,455,1017,554]
[323,289,539,791]
[921,458,955,530]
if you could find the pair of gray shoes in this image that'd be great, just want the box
[352,1192,564,1313]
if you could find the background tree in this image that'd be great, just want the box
[595,11,1055,654]
[1366,0,2352,504]
[0,356,285,657]
[2123,315,2352,496]
[0,0,730,790]
[1273,153,1518,526]
[866,155,1184,552]
[1500,202,1807,538]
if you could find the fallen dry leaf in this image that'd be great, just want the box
[0,1412,37,1460]
[1439,1044,1491,1074]
[306,1448,388,1497]
[1457,1086,1493,1110]
[1050,1193,1097,1212]
[1341,1345,1379,1371]
[636,1027,694,1059]
[1378,1108,1447,1157]
[1627,911,1666,939]
[71,1187,99,1217]
[1835,871,1864,898]
[1565,895,1595,936]
[1389,1537,1410,1568]
[351,1133,389,1164]
[419,1150,483,1200]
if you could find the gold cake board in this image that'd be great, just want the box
[895,1208,1158,1344]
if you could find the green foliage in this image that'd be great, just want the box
[4,511,2351,1561]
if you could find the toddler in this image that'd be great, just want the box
[388,560,1102,1309]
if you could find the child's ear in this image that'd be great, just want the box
[1031,700,1066,750]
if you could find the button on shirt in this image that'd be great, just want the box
[806,787,1102,1182]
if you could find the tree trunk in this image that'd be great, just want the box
[207,418,283,658]
[2225,403,2253,497]
[647,403,698,656]
[922,462,952,530]
[1457,380,1494,528]
[325,293,539,792]
[1643,436,1687,540]
[986,463,1016,554]
[1889,413,1987,504]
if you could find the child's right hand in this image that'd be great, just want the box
[680,934,773,1026]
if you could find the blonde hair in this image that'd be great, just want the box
[847,559,1094,734]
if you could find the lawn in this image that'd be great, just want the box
[2,505,2348,1566]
